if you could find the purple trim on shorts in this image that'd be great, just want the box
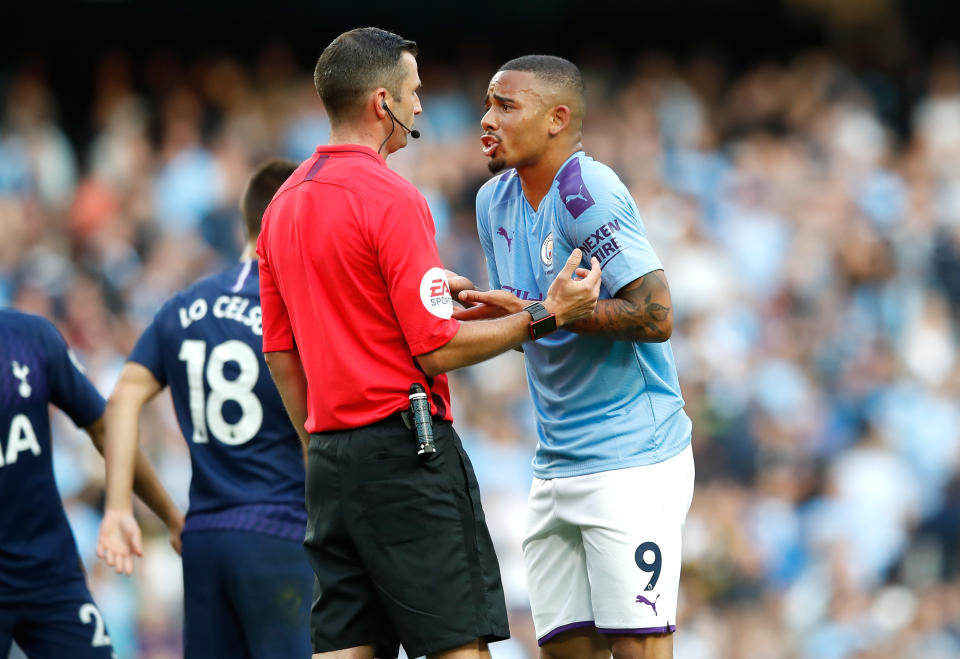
[537,621,597,646]
[597,624,677,635]
[183,503,306,542]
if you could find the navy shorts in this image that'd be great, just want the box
[0,580,116,659]
[182,529,313,659]
[304,416,510,659]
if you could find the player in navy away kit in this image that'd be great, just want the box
[97,158,313,659]
[0,309,182,658]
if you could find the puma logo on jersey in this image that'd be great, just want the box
[557,159,595,218]
[11,361,31,398]
[496,227,513,251]
[635,593,660,615]
[564,184,589,205]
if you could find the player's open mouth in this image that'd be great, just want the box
[481,135,499,157]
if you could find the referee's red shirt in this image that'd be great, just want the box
[257,145,459,433]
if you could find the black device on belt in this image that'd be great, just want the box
[403,383,436,457]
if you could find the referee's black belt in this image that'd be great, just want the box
[373,410,449,430]
[312,411,449,435]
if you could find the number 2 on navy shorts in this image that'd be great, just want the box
[0,588,116,659]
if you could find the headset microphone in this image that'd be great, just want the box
[382,102,420,139]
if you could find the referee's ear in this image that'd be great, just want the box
[374,89,391,120]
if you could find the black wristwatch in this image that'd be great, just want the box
[524,302,557,340]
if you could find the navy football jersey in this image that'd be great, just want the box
[128,261,305,539]
[0,309,106,600]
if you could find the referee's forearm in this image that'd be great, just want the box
[264,350,311,450]
[416,313,529,376]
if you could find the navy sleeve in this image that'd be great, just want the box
[38,319,106,428]
[128,320,168,386]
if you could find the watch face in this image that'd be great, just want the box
[530,315,558,339]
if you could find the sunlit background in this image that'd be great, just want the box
[3,0,960,657]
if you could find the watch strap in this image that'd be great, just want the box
[524,302,557,340]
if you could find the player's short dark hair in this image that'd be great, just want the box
[498,55,585,113]
[314,27,418,126]
[240,158,298,241]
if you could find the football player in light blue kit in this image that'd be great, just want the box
[461,56,694,659]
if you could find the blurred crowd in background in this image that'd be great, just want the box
[3,38,960,659]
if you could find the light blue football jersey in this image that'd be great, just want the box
[476,152,692,479]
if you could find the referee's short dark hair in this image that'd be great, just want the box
[314,27,418,127]
[240,158,298,242]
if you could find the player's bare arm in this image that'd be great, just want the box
[89,416,184,552]
[564,269,673,342]
[97,363,184,575]
[263,348,310,456]
[453,265,595,321]
[416,250,601,376]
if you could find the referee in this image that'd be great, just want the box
[257,28,601,659]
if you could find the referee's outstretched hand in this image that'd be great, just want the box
[545,248,602,326]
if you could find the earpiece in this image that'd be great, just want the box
[381,101,420,139]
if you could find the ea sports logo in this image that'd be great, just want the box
[540,232,554,266]
[420,267,453,319]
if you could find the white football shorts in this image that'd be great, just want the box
[522,444,695,645]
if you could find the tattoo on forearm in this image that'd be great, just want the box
[570,270,672,341]
[646,301,670,321]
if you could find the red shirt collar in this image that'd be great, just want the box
[314,144,385,165]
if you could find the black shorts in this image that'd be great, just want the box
[304,415,510,658]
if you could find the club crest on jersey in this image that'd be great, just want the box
[540,232,554,267]
[419,267,453,319]
[11,361,31,398]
